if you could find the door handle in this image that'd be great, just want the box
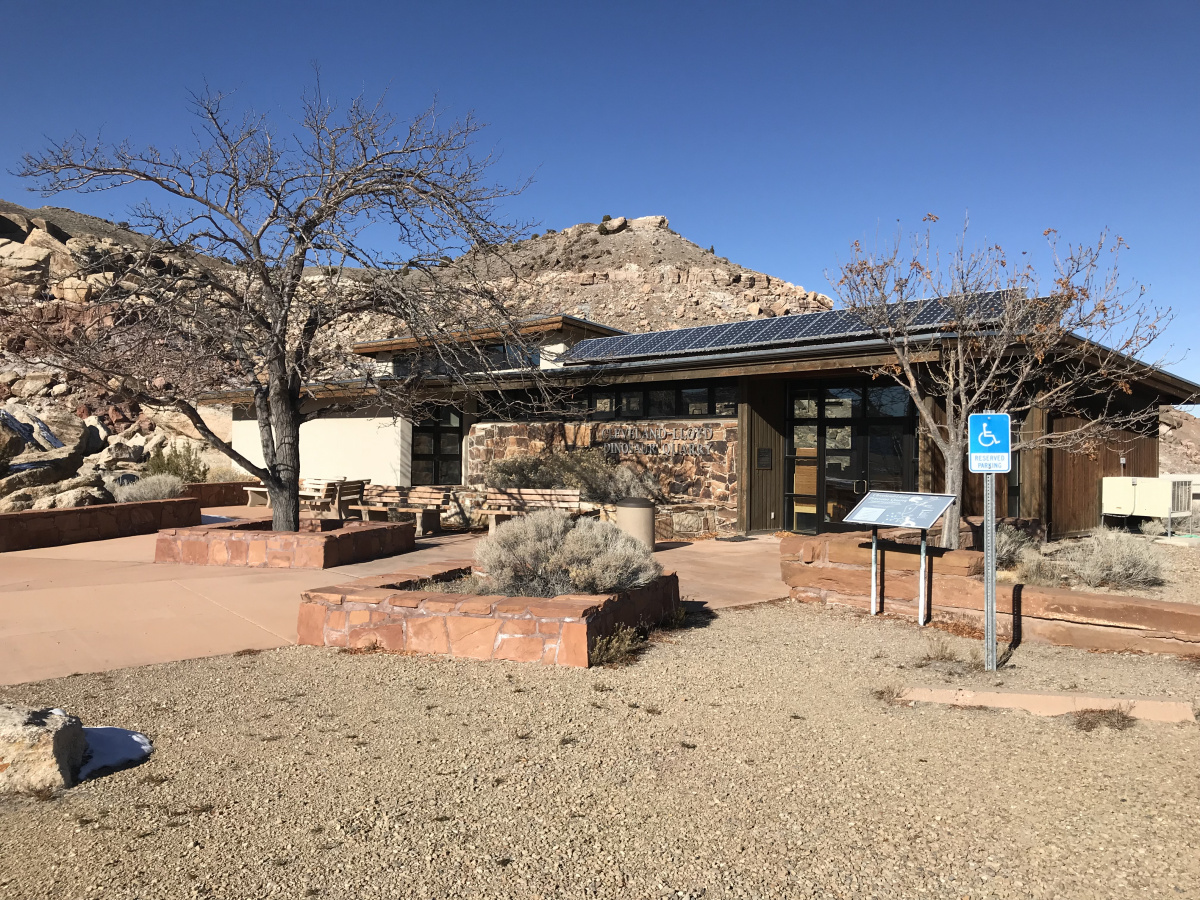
[853,480,866,494]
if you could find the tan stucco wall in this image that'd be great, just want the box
[231,414,415,487]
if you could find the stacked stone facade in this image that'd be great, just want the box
[465,419,738,505]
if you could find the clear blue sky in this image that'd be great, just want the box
[2,2,1197,380]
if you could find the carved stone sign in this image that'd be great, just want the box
[596,424,715,456]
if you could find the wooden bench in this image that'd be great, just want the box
[300,479,369,518]
[244,478,367,518]
[479,487,587,534]
[347,486,449,536]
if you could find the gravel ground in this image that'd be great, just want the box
[1,601,1198,900]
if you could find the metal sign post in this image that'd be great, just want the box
[918,528,929,626]
[968,413,1012,672]
[870,525,880,615]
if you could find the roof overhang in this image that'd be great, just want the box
[352,315,625,356]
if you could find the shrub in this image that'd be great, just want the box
[1017,527,1164,589]
[113,474,184,502]
[483,449,662,504]
[475,509,661,598]
[995,523,1034,568]
[1139,518,1166,537]
[601,214,612,222]
[206,464,248,483]
[1064,526,1164,588]
[145,442,209,483]
[590,624,646,666]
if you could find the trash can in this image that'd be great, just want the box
[614,497,656,550]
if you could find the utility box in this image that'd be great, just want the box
[1101,476,1192,522]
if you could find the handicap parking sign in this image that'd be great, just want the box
[968,413,1011,474]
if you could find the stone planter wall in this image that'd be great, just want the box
[0,497,201,552]
[298,563,681,667]
[466,420,737,505]
[156,517,414,569]
[182,481,257,508]
[781,531,1200,657]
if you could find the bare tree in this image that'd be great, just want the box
[4,84,551,531]
[831,220,1175,548]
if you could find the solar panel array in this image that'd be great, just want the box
[563,297,1008,365]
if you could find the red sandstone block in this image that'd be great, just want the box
[181,540,209,566]
[348,610,371,626]
[155,537,180,563]
[346,588,395,606]
[541,644,557,665]
[493,598,534,615]
[421,598,459,614]
[388,592,423,609]
[247,540,268,567]
[537,620,562,635]
[494,635,545,663]
[294,543,328,569]
[558,622,589,667]
[227,539,249,566]
[827,540,873,567]
[348,623,406,651]
[209,540,230,566]
[267,549,293,568]
[446,616,502,660]
[327,630,348,648]
[303,588,345,606]
[527,600,597,619]
[327,609,346,631]
[268,535,296,551]
[499,619,537,636]
[456,596,497,615]
[406,617,449,655]
[297,603,326,646]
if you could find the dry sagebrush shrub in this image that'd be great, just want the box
[475,509,662,597]
[113,474,184,502]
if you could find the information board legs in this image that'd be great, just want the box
[984,472,997,671]
[870,526,879,615]
[918,528,928,626]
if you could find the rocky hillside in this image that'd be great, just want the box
[464,214,831,332]
[1159,407,1200,475]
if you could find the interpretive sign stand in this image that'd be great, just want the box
[844,491,958,625]
[968,413,1012,672]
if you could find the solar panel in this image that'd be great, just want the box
[562,295,1004,364]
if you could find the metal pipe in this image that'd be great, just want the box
[919,528,928,626]
[871,525,879,615]
[984,472,997,671]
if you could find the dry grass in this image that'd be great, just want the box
[872,684,904,704]
[1019,527,1164,589]
[589,624,648,667]
[1072,706,1136,732]
[920,635,960,663]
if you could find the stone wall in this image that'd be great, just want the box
[0,497,200,552]
[781,531,1200,657]
[466,419,738,504]
[298,561,681,667]
[156,517,414,569]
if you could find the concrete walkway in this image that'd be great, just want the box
[0,514,787,685]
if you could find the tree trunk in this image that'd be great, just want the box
[266,394,302,532]
[940,442,965,550]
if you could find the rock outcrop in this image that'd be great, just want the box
[0,704,86,795]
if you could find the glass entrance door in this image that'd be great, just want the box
[784,383,917,533]
[410,407,463,485]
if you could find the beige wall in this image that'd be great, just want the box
[231,413,415,487]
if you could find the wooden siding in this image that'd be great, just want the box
[1049,416,1158,538]
[747,379,786,532]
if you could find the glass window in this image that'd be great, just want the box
[438,433,461,455]
[412,433,434,455]
[866,385,909,418]
[714,385,737,417]
[411,459,435,485]
[824,387,860,418]
[620,391,644,417]
[592,392,616,419]
[792,424,818,451]
[792,391,818,418]
[681,387,710,416]
[439,407,461,427]
[648,389,676,418]
[439,459,462,484]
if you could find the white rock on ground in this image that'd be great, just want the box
[0,703,86,794]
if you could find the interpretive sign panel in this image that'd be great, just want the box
[844,490,957,530]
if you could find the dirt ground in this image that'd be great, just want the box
[1,601,1198,900]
